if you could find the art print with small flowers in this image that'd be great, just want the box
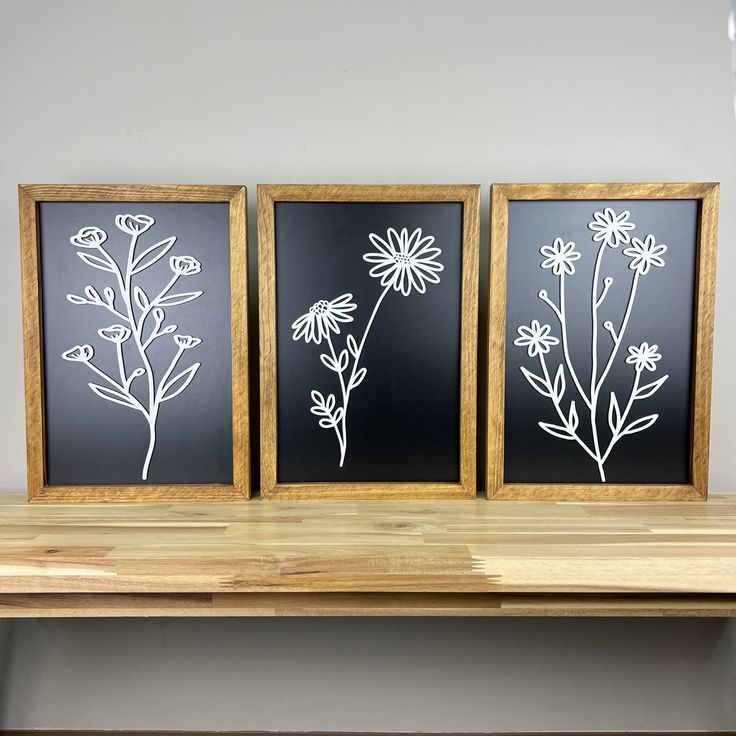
[502,198,702,486]
[34,199,238,489]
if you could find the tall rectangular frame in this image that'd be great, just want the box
[259,184,480,499]
[488,182,719,501]
[20,184,250,502]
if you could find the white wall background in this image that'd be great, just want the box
[0,0,735,731]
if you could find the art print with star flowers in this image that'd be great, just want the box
[488,183,719,500]
[259,185,479,498]
[20,185,250,502]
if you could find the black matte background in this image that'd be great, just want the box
[39,202,233,486]
[504,199,698,484]
[276,202,463,483]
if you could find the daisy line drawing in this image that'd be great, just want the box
[514,207,670,482]
[292,226,443,467]
[63,214,204,480]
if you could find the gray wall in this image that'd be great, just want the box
[0,0,735,731]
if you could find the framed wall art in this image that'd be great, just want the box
[19,184,249,502]
[488,182,719,500]
[258,184,480,499]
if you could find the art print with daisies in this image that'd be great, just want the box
[290,225,445,469]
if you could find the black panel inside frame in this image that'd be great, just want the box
[275,201,463,483]
[39,201,233,486]
[504,199,698,485]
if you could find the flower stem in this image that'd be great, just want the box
[539,354,597,463]
[588,242,608,480]
[338,284,391,467]
[600,369,641,465]
[558,273,591,408]
[326,333,349,467]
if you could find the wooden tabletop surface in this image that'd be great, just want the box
[0,491,734,611]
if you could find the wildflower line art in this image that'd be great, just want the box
[514,208,670,482]
[63,214,203,480]
[292,226,443,467]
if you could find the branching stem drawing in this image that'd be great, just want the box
[292,227,442,467]
[514,209,669,482]
[63,215,203,480]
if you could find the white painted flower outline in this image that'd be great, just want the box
[63,215,204,480]
[293,226,443,467]
[516,208,671,482]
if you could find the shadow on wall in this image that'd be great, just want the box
[0,617,734,731]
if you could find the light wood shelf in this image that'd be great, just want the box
[0,492,734,617]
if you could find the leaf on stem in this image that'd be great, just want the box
[520,366,551,397]
[338,349,349,371]
[84,285,101,302]
[134,286,150,311]
[88,383,139,410]
[538,421,576,440]
[66,294,89,305]
[160,363,200,402]
[552,364,565,401]
[633,375,669,400]
[131,236,176,274]
[320,353,338,371]
[347,334,358,357]
[621,414,659,436]
[567,401,579,431]
[311,390,325,407]
[156,291,203,307]
[608,392,621,434]
[77,251,116,273]
[349,367,367,389]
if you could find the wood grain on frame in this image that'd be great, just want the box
[487,182,719,501]
[258,184,480,500]
[19,184,250,502]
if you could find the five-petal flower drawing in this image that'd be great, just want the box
[292,227,443,467]
[516,208,670,482]
[63,214,204,480]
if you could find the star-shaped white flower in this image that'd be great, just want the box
[588,208,635,248]
[540,237,581,276]
[514,320,559,358]
[623,234,667,276]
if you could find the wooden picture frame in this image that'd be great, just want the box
[488,182,719,501]
[19,184,249,502]
[258,184,480,499]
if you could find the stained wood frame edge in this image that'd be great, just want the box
[19,184,250,503]
[257,184,480,500]
[486,182,719,501]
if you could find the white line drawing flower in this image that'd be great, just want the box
[623,234,667,275]
[514,320,559,357]
[540,237,581,276]
[362,227,444,295]
[98,324,131,343]
[115,214,155,235]
[62,344,94,362]
[174,334,202,349]
[626,342,662,372]
[291,293,357,345]
[70,227,107,248]
[64,214,203,480]
[517,209,670,482]
[587,207,635,248]
[170,255,202,276]
[293,227,443,467]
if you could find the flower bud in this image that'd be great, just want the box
[169,255,202,276]
[61,344,94,362]
[98,325,132,344]
[174,334,202,350]
[70,226,107,248]
[115,214,155,235]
